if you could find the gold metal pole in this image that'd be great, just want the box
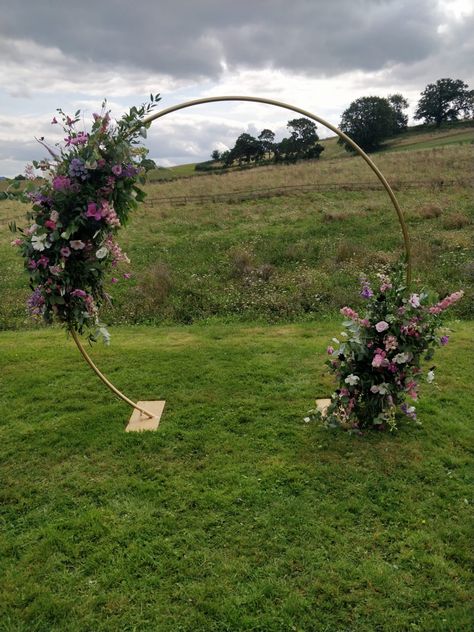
[70,329,155,419]
[143,95,412,284]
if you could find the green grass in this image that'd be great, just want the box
[0,321,473,631]
[1,144,473,329]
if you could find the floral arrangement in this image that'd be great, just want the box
[311,263,463,431]
[8,94,161,343]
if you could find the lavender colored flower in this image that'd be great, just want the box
[440,335,449,345]
[68,158,88,181]
[27,287,45,316]
[360,281,373,299]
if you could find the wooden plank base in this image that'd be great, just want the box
[315,398,331,417]
[126,401,165,432]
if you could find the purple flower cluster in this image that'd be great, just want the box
[68,158,88,181]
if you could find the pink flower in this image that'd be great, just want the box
[71,289,87,298]
[111,277,118,284]
[384,335,398,351]
[408,293,421,308]
[60,247,71,257]
[327,346,335,355]
[86,202,103,221]
[10,238,22,247]
[52,175,72,191]
[372,349,387,368]
[112,164,122,176]
[123,273,132,279]
[375,321,389,333]
[44,220,56,231]
[37,255,49,268]
[50,210,59,222]
[440,335,449,345]
[340,306,359,320]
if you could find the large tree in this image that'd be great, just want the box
[258,128,275,159]
[339,96,396,153]
[388,94,409,134]
[414,78,472,127]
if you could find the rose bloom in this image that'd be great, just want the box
[375,321,389,333]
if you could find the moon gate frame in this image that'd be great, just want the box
[70,95,412,425]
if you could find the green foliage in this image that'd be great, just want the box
[339,96,401,153]
[415,78,473,127]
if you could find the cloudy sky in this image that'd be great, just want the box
[0,0,472,176]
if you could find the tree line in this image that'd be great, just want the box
[208,77,473,166]
[208,117,325,169]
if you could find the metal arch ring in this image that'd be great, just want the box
[72,95,412,419]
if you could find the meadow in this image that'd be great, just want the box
[0,130,473,630]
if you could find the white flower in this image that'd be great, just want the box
[409,293,421,308]
[426,370,435,384]
[95,246,108,259]
[345,374,360,386]
[31,233,48,251]
[393,352,412,364]
[70,240,85,250]
[303,417,311,423]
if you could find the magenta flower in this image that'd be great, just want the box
[44,220,56,231]
[111,277,118,284]
[60,247,71,257]
[327,346,335,355]
[71,289,87,298]
[52,175,72,191]
[440,335,449,345]
[112,164,122,176]
[123,272,132,279]
[86,202,103,221]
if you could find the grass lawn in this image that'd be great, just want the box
[1,321,472,631]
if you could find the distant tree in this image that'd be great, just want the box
[388,94,409,134]
[229,133,264,165]
[258,128,275,159]
[339,96,396,152]
[211,149,221,161]
[414,78,472,127]
[277,118,324,162]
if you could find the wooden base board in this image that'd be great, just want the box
[126,401,165,432]
[315,398,331,417]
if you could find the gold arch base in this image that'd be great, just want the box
[72,95,412,431]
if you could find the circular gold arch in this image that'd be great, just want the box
[72,95,412,422]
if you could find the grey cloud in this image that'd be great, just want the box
[0,0,446,79]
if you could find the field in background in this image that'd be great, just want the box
[0,143,472,330]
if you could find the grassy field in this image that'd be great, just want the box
[0,321,473,631]
[1,144,472,330]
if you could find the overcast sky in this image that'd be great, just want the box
[0,0,472,176]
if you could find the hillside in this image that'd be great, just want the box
[0,142,472,330]
[146,121,474,181]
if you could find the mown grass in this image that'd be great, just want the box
[0,321,473,631]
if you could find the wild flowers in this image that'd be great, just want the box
[8,94,161,343]
[312,263,463,431]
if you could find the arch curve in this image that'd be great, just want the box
[73,95,412,421]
